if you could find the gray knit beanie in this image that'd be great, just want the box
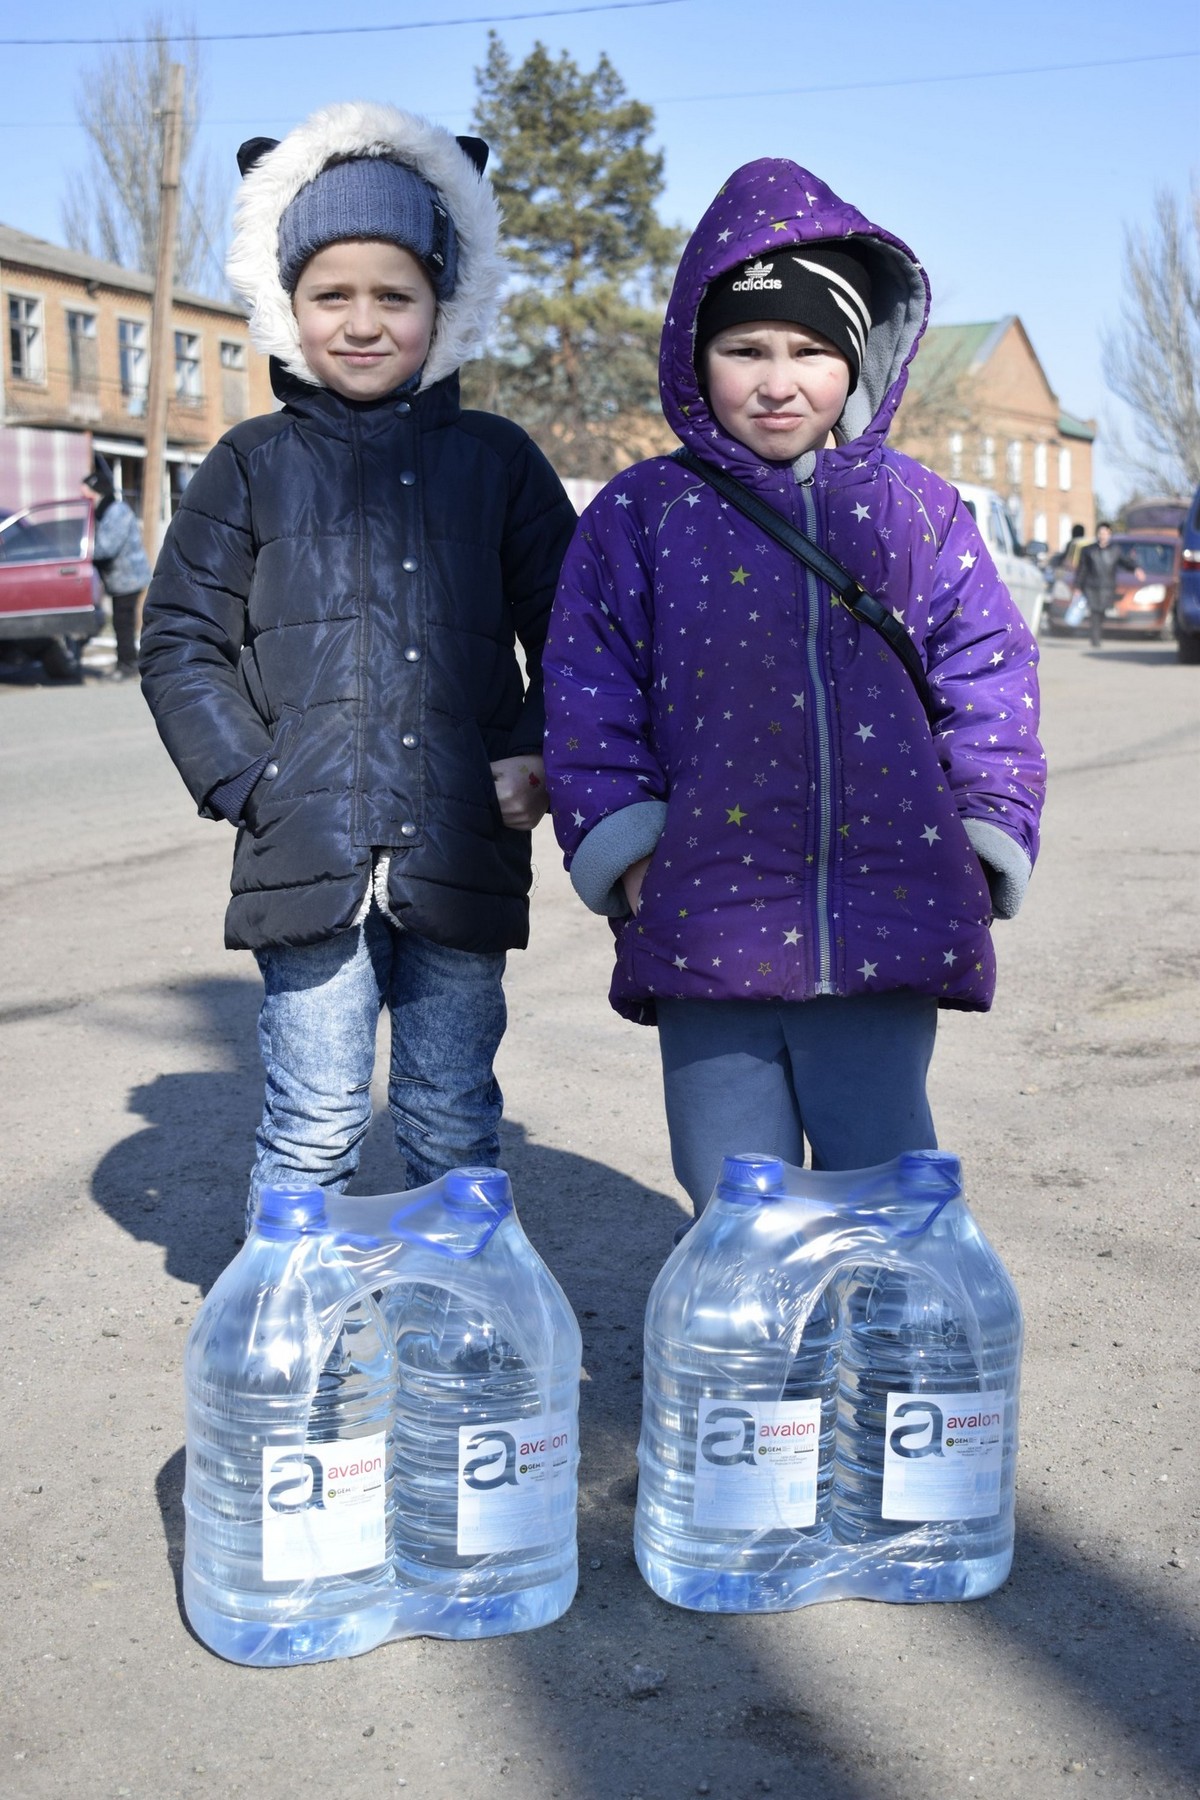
[277,155,457,296]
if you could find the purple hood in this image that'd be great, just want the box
[660,159,930,478]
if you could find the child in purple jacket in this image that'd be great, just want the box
[543,160,1046,1225]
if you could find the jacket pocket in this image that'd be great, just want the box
[242,705,301,836]
[237,642,270,725]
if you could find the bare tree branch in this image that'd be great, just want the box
[889,327,989,476]
[1102,182,1200,494]
[59,10,228,295]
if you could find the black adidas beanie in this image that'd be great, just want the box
[696,244,873,390]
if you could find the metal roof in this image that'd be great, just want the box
[0,223,247,319]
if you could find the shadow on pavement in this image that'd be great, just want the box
[120,979,1196,1794]
[90,976,263,1290]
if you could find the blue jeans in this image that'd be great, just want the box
[249,910,507,1218]
[656,993,938,1215]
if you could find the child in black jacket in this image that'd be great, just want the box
[141,102,575,1219]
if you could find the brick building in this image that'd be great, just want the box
[891,315,1096,552]
[1,223,272,521]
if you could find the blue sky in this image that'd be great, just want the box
[1,0,1197,505]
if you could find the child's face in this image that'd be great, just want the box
[702,321,851,462]
[292,240,436,400]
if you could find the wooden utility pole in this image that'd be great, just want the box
[142,60,185,559]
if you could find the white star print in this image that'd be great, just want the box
[853,503,870,522]
[921,825,941,846]
[858,960,878,980]
[855,723,875,742]
[958,551,977,570]
[783,928,800,945]
[614,492,631,508]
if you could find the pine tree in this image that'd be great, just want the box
[464,32,681,478]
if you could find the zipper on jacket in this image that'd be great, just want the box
[350,409,368,848]
[799,478,837,994]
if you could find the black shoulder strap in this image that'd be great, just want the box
[673,447,938,727]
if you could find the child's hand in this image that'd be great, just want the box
[490,755,549,830]
[622,853,653,914]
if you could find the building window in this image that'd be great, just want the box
[1058,514,1075,550]
[8,294,44,381]
[1006,440,1022,484]
[119,318,148,411]
[948,431,963,478]
[174,330,202,402]
[66,310,98,394]
[978,436,995,481]
[1033,443,1048,488]
[219,338,248,420]
[1033,511,1048,545]
[1058,448,1072,491]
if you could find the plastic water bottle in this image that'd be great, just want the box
[635,1154,842,1612]
[183,1187,398,1666]
[832,1151,1023,1601]
[387,1168,581,1638]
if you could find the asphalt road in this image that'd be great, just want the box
[1,633,1197,1800]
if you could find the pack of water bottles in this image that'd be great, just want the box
[182,1169,581,1666]
[634,1149,1023,1612]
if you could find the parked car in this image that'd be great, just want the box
[1124,495,1190,533]
[1045,528,1180,640]
[955,483,1047,635]
[1176,483,1200,664]
[0,495,103,681]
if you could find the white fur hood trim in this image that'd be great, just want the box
[226,101,505,391]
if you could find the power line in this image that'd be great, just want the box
[1,0,689,47]
[651,46,1200,106]
[1,45,1195,125]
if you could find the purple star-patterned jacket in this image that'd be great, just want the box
[544,159,1046,1025]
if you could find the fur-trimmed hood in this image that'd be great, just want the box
[226,101,505,392]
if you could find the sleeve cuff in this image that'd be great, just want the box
[206,754,271,825]
[963,817,1032,919]
[568,800,669,916]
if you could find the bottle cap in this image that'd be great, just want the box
[716,1153,786,1204]
[442,1166,513,1217]
[256,1185,329,1238]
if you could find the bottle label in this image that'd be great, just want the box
[692,1398,823,1529]
[456,1412,574,1555]
[260,1434,388,1582]
[881,1389,1005,1521]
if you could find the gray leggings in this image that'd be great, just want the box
[656,992,938,1214]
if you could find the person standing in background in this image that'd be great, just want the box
[83,455,153,681]
[1076,522,1142,650]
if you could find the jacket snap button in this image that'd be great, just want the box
[402,557,418,573]
[396,400,412,415]
[400,822,418,838]
[263,761,279,779]
[402,732,419,748]
[399,470,416,486]
[404,646,420,662]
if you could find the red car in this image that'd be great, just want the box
[0,495,104,681]
[1046,528,1181,639]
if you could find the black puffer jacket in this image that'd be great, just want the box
[140,363,575,953]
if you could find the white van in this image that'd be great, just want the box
[955,482,1046,636]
